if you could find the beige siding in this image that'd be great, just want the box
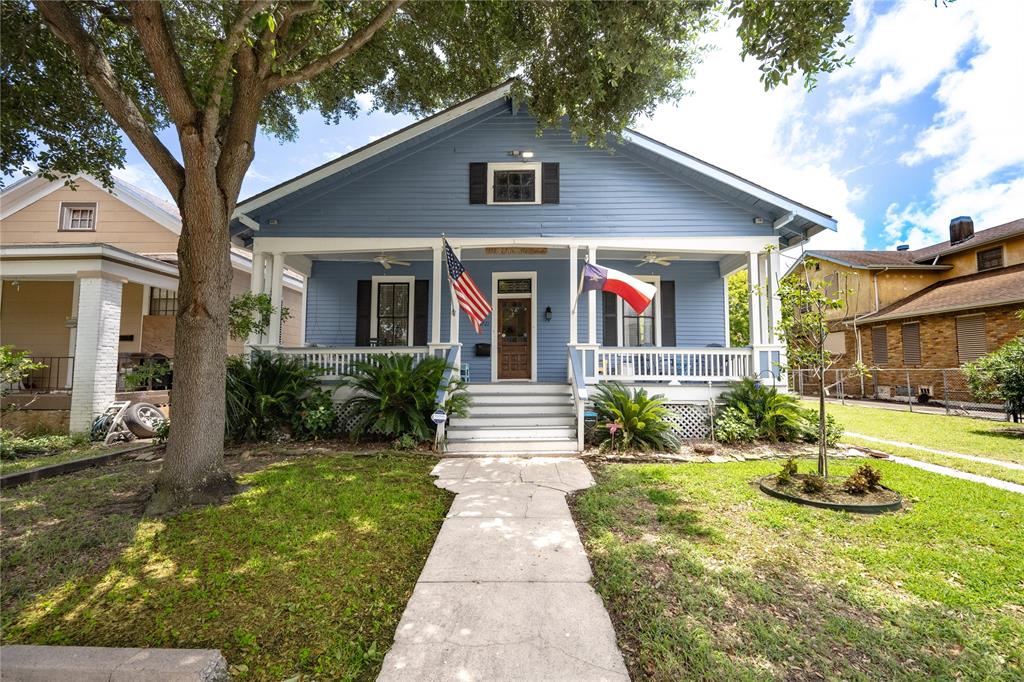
[0,185,179,253]
[0,280,73,357]
[119,282,144,353]
[938,237,1024,279]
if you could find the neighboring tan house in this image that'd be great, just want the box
[229,81,838,453]
[787,216,1024,402]
[0,173,303,433]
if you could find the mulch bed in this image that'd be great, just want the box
[759,473,902,513]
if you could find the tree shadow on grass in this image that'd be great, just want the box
[0,452,450,682]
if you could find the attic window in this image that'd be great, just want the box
[976,246,1003,272]
[488,163,541,204]
[59,202,96,231]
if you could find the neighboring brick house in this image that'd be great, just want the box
[787,216,1024,401]
[0,173,304,432]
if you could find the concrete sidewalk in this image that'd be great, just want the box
[377,457,629,682]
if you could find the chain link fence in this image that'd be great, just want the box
[790,367,1012,420]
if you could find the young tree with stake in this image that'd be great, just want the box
[1,0,852,511]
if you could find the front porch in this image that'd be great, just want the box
[248,235,787,386]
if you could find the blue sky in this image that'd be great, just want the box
[107,0,1023,254]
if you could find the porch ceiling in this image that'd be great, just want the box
[307,248,726,263]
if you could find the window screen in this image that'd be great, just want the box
[492,170,536,203]
[976,247,1003,272]
[825,331,846,355]
[149,288,178,316]
[956,315,987,364]
[871,326,888,365]
[902,322,921,365]
[375,281,410,346]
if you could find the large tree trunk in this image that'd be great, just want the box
[147,170,238,513]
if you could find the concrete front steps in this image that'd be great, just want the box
[445,383,579,455]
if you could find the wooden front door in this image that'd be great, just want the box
[497,297,531,380]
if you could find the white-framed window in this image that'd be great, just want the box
[617,276,661,347]
[487,162,542,205]
[59,202,97,231]
[370,275,415,347]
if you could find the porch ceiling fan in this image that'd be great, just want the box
[361,254,411,269]
[636,252,681,267]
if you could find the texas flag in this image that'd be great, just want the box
[579,262,658,313]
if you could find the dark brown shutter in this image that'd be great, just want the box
[469,162,487,204]
[871,325,888,365]
[414,280,429,346]
[602,291,618,346]
[956,314,986,363]
[902,322,921,365]
[541,162,560,204]
[355,280,372,346]
[659,281,676,346]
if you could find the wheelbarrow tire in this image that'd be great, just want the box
[124,402,165,438]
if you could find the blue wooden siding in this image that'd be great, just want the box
[305,258,726,382]
[252,102,771,239]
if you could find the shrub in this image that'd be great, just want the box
[393,433,420,451]
[154,418,171,445]
[591,382,681,452]
[714,406,757,443]
[800,408,844,447]
[339,355,470,443]
[800,474,826,494]
[0,346,46,398]
[0,428,89,458]
[776,457,799,484]
[719,378,808,442]
[123,360,171,391]
[964,332,1024,421]
[854,463,882,489]
[842,471,870,494]
[290,389,339,441]
[225,351,320,442]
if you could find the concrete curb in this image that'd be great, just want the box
[0,443,158,489]
[0,644,228,681]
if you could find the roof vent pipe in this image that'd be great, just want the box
[949,215,974,245]
[896,244,910,251]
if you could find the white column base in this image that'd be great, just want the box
[69,276,123,432]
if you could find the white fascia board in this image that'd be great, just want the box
[0,244,179,289]
[234,83,514,217]
[251,234,781,256]
[622,132,838,233]
[0,176,67,219]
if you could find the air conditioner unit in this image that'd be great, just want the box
[918,385,934,397]
[877,385,892,399]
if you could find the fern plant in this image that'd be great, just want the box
[718,378,808,442]
[591,382,681,452]
[339,355,470,443]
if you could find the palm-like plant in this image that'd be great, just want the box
[591,382,681,452]
[225,351,320,442]
[339,355,470,442]
[719,377,807,442]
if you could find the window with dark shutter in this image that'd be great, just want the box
[956,314,987,364]
[541,162,559,204]
[660,281,676,346]
[414,280,429,346]
[355,280,372,346]
[871,325,888,365]
[902,322,921,365]
[976,246,1003,272]
[469,163,487,204]
[602,292,618,346]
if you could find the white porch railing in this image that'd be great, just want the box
[588,346,754,383]
[272,346,431,379]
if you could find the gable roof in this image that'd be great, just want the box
[795,217,1024,272]
[233,81,836,243]
[0,173,182,234]
[859,262,1024,322]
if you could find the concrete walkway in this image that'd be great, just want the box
[887,455,1024,495]
[378,457,629,682]
[846,432,1024,470]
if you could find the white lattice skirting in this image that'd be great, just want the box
[662,402,713,440]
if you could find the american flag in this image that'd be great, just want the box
[445,239,491,333]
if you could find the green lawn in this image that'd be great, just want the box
[806,401,1024,463]
[1,451,451,681]
[0,431,105,476]
[841,435,1024,487]
[573,459,1024,681]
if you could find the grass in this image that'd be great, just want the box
[841,435,1024,487]
[1,450,451,681]
[805,401,1024,463]
[573,458,1024,681]
[0,430,103,475]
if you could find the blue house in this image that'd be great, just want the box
[232,82,836,453]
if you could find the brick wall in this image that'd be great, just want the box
[69,276,123,432]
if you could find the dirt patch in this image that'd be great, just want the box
[761,474,902,509]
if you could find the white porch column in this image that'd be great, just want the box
[298,279,308,347]
[267,253,285,346]
[767,248,782,344]
[430,244,443,351]
[247,251,268,346]
[587,245,597,345]
[448,246,460,345]
[568,244,578,345]
[69,275,123,432]
[747,251,763,346]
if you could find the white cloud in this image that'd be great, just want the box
[635,22,867,252]
[355,92,375,111]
